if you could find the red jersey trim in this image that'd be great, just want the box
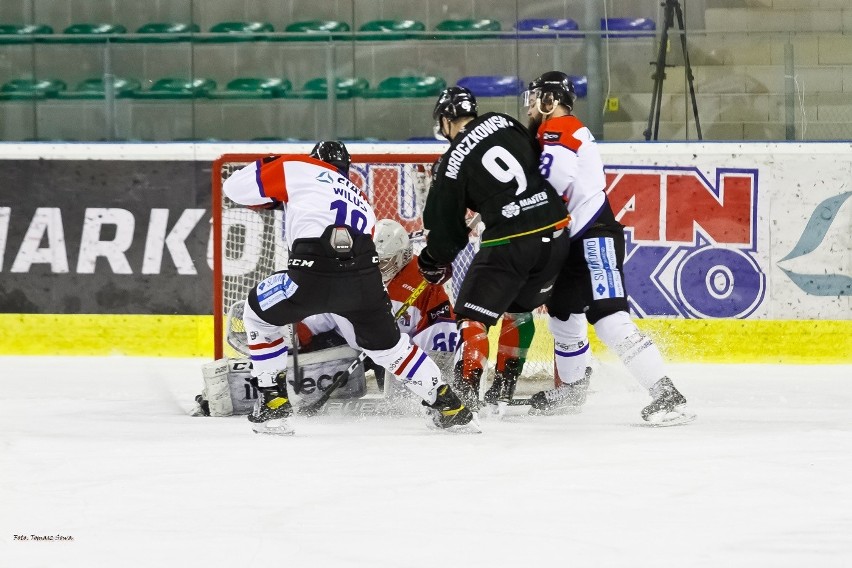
[258,159,288,202]
[537,115,585,153]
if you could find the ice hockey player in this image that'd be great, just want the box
[221,140,479,434]
[308,219,548,411]
[418,86,571,411]
[295,218,459,398]
[414,160,548,413]
[524,71,695,425]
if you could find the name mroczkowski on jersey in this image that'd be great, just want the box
[444,115,512,179]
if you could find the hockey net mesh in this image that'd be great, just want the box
[213,154,554,387]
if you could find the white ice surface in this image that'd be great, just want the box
[1,357,851,568]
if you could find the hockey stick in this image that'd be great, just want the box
[298,279,429,417]
[290,323,304,396]
[500,397,532,406]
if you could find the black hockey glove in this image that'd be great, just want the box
[418,249,452,285]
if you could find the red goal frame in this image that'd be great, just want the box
[211,153,441,358]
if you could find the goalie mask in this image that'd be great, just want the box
[310,140,351,175]
[374,219,412,284]
[524,71,577,113]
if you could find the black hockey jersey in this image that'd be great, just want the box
[423,112,570,264]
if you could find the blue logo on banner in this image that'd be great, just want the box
[778,192,851,297]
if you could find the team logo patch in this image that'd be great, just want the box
[584,237,625,301]
[502,202,520,218]
[542,132,560,142]
[315,171,335,184]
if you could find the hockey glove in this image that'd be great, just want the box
[418,249,452,285]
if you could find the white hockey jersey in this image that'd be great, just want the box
[535,115,607,238]
[222,156,376,249]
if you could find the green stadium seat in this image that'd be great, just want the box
[362,76,446,98]
[59,23,127,43]
[131,78,216,99]
[116,22,199,43]
[199,21,274,42]
[288,77,368,99]
[207,77,292,99]
[358,19,425,40]
[433,19,501,39]
[0,78,66,100]
[56,77,141,99]
[278,20,350,41]
[0,23,52,43]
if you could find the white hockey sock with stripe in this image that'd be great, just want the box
[593,311,666,391]
[365,335,444,404]
[242,300,291,388]
[549,313,592,385]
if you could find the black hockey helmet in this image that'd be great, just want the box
[525,71,577,110]
[310,140,351,174]
[432,86,478,122]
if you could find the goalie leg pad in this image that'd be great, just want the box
[549,313,593,387]
[201,358,234,417]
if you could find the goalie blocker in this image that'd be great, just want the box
[193,344,368,417]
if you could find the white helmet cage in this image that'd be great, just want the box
[374,219,413,284]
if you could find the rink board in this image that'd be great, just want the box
[1,313,849,364]
[1,142,849,363]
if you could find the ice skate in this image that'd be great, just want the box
[528,368,592,416]
[641,377,695,426]
[483,373,517,417]
[424,385,481,434]
[248,378,295,436]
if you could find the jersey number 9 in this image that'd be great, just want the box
[481,146,528,196]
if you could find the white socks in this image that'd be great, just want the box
[593,311,666,391]
[364,335,444,404]
[241,300,291,388]
[548,313,592,385]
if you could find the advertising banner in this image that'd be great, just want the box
[0,143,849,322]
[599,144,851,320]
[0,160,212,314]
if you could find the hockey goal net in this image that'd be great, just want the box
[211,152,555,386]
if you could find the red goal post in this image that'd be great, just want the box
[211,150,555,385]
[212,152,441,359]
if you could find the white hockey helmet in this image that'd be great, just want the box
[374,219,412,284]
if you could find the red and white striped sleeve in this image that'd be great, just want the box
[223,157,289,208]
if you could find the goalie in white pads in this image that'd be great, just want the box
[195,220,459,418]
[193,342,371,417]
[220,141,479,435]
